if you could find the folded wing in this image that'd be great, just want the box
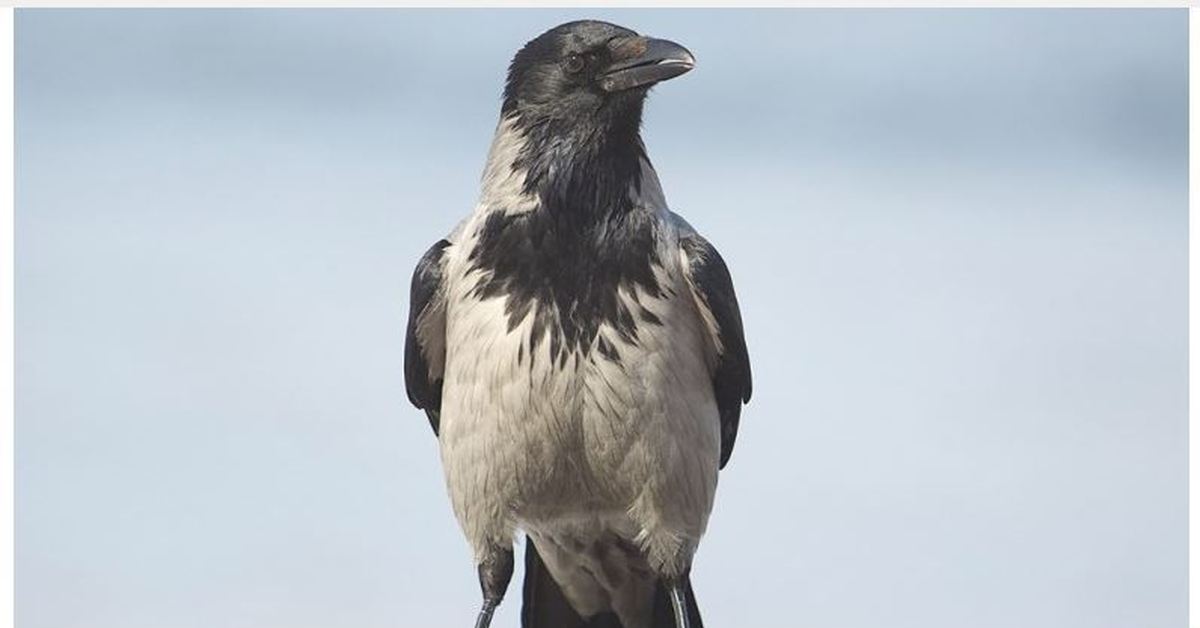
[404,239,451,435]
[679,230,752,469]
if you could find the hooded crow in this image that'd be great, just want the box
[405,20,752,628]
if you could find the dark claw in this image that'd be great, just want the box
[474,547,514,628]
[473,601,498,628]
[665,575,692,628]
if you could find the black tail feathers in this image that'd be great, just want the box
[520,535,703,628]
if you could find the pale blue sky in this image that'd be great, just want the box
[16,9,1186,628]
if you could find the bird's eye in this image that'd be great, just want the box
[563,54,585,73]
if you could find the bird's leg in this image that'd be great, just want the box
[473,546,514,628]
[664,573,692,628]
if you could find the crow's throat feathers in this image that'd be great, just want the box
[467,112,667,363]
[481,107,648,222]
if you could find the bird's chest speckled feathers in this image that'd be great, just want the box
[435,209,721,544]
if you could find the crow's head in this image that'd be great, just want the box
[501,20,695,127]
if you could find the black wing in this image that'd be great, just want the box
[680,233,752,469]
[404,239,450,435]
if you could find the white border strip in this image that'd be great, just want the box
[1189,7,1196,628]
[1189,7,1197,627]
[0,2,1191,7]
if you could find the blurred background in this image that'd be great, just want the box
[15,9,1186,628]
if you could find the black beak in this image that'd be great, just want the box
[599,36,696,93]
